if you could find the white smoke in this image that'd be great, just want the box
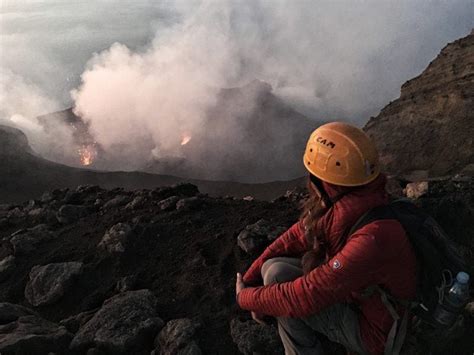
[1,0,473,180]
[0,69,79,165]
[72,0,473,177]
[72,24,236,168]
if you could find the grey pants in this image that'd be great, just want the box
[261,257,368,355]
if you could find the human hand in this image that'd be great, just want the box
[236,273,246,297]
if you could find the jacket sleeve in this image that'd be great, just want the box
[242,221,309,285]
[238,230,385,317]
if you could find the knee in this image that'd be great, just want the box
[262,262,287,286]
[261,258,277,279]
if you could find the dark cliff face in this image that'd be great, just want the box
[364,31,474,180]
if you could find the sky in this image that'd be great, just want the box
[0,0,472,179]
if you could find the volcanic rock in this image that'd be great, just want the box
[25,262,83,307]
[103,195,130,210]
[8,224,55,255]
[70,289,163,354]
[157,196,180,211]
[0,303,72,354]
[0,175,471,354]
[237,219,287,254]
[115,275,138,293]
[365,32,474,178]
[405,181,430,199]
[98,223,134,254]
[0,256,15,282]
[7,207,24,219]
[60,309,98,334]
[0,303,37,323]
[230,318,283,355]
[0,204,12,211]
[125,196,147,210]
[56,204,90,224]
[40,191,55,203]
[155,318,201,355]
[176,196,202,211]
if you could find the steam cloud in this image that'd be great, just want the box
[2,1,473,181]
[0,69,79,165]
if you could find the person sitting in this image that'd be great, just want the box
[236,122,417,355]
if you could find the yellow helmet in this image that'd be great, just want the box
[303,122,380,186]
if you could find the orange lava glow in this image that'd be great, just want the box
[78,145,96,166]
[181,134,192,146]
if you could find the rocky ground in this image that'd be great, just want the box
[0,177,473,354]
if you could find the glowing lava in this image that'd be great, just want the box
[78,145,97,166]
[181,134,192,146]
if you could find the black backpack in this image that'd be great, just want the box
[349,199,467,354]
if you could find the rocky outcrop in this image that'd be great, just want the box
[0,177,471,354]
[25,262,83,306]
[154,318,202,355]
[7,224,56,255]
[56,204,91,224]
[0,303,72,354]
[98,223,134,254]
[70,289,163,354]
[365,32,474,179]
[230,318,283,355]
[237,219,287,255]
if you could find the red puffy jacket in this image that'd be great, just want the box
[238,175,417,355]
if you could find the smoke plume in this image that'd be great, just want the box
[0,69,79,165]
[1,1,473,181]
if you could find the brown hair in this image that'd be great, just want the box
[300,175,331,257]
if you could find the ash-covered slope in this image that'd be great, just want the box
[0,179,472,354]
[365,31,474,179]
[0,125,304,204]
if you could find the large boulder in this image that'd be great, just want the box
[157,196,180,211]
[0,303,73,354]
[155,318,201,355]
[176,197,203,211]
[25,262,83,306]
[98,223,134,254]
[7,224,56,255]
[70,289,163,354]
[237,219,287,254]
[56,204,90,224]
[103,195,131,210]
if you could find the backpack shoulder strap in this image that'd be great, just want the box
[348,203,396,237]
